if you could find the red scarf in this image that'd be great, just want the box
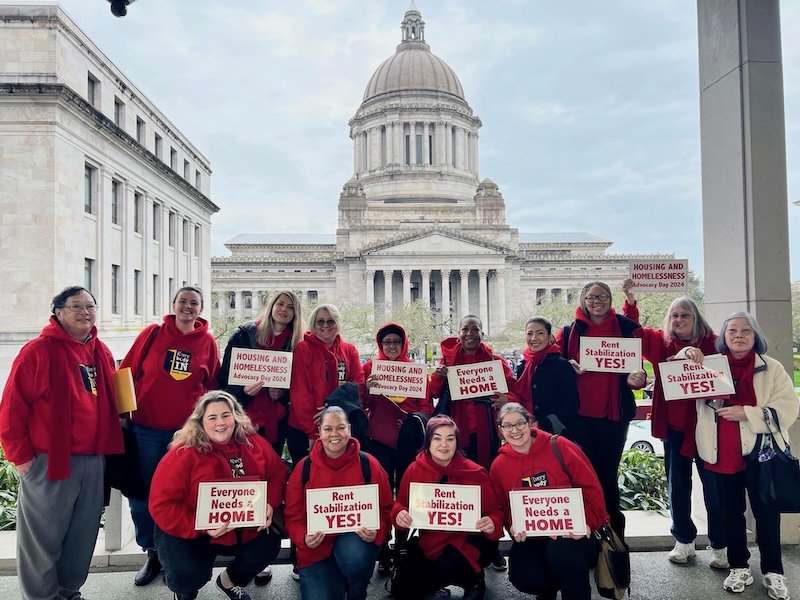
[512,344,562,414]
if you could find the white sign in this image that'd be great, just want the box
[195,481,267,530]
[446,360,509,401]
[409,483,482,532]
[227,348,293,389]
[658,354,735,401]
[579,337,642,373]
[629,259,689,292]
[370,360,428,399]
[306,484,380,534]
[509,488,587,537]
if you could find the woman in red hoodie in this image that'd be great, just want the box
[489,403,607,600]
[284,406,393,600]
[556,281,645,540]
[363,322,434,574]
[120,286,221,586]
[391,415,504,600]
[149,390,286,600]
[288,304,365,463]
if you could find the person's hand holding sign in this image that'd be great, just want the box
[355,527,377,543]
[490,392,510,409]
[243,381,265,396]
[433,364,448,379]
[568,359,586,376]
[305,530,325,549]
[475,516,495,535]
[206,522,230,539]
[395,509,413,529]
[256,503,274,533]
[626,369,647,389]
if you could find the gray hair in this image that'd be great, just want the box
[715,311,768,355]
[309,303,343,331]
[497,402,531,427]
[318,405,349,429]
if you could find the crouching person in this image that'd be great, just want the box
[149,391,287,600]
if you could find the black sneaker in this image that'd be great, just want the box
[491,551,507,571]
[253,566,272,586]
[291,566,300,581]
[215,574,251,600]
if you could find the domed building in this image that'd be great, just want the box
[212,4,667,337]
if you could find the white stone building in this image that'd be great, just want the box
[212,5,667,337]
[0,4,218,386]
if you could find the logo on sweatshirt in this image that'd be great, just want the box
[164,349,192,381]
[521,471,549,488]
[337,359,346,385]
[78,364,98,395]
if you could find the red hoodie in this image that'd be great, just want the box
[489,431,608,534]
[289,332,365,437]
[122,315,220,430]
[149,433,287,547]
[284,438,393,569]
[391,451,503,572]
[0,317,123,479]
[362,322,434,416]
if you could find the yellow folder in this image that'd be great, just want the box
[113,367,138,414]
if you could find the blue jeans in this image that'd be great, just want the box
[298,533,380,600]
[664,428,726,548]
[128,422,178,550]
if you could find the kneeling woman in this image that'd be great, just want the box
[284,406,393,600]
[149,391,287,600]
[490,403,607,600]
[391,415,504,600]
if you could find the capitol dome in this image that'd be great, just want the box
[362,4,465,103]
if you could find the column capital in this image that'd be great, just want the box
[459,269,470,278]
[495,269,505,280]
[402,269,413,278]
[478,269,489,278]
[421,269,431,278]
[440,268,451,280]
[363,270,375,281]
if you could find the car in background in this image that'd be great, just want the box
[625,420,664,456]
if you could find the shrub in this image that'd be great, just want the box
[617,448,668,512]
[0,449,20,530]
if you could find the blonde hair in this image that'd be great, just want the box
[309,304,343,331]
[170,390,256,453]
[255,290,304,350]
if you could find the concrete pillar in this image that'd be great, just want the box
[354,129,362,176]
[396,122,404,165]
[421,269,431,308]
[446,124,453,167]
[459,269,470,315]
[441,269,451,334]
[697,0,797,542]
[402,269,412,306]
[422,122,430,165]
[234,290,243,322]
[478,270,488,333]
[384,270,393,310]
[495,269,506,333]
[386,122,394,165]
[365,269,375,310]
[410,122,418,165]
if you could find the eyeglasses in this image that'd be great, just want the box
[315,319,336,328]
[585,294,610,302]
[500,420,529,432]
[381,339,402,346]
[62,304,98,313]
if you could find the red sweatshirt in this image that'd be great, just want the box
[362,322,434,416]
[391,451,504,573]
[149,433,286,547]
[122,315,220,430]
[284,439,392,569]
[289,332,365,437]
[489,432,608,534]
[0,317,123,479]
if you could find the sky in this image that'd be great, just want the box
[28,0,800,280]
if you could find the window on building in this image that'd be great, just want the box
[243,292,252,310]
[429,134,433,164]
[87,73,99,107]
[195,170,201,189]
[536,288,545,305]
[84,258,95,294]
[152,202,161,241]
[228,292,236,309]
[154,134,163,160]
[415,134,423,165]
[308,291,318,304]
[152,274,160,315]
[133,192,143,233]
[451,128,457,167]
[111,179,122,225]
[170,147,177,170]
[84,164,96,214]
[111,265,120,314]
[183,159,190,180]
[404,135,410,165]
[182,219,189,252]
[194,225,201,257]
[114,96,124,128]
[168,211,176,247]
[134,270,142,315]
[136,117,145,144]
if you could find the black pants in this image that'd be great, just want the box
[154,525,281,596]
[571,416,628,539]
[286,424,311,465]
[509,536,598,600]
[392,536,496,599]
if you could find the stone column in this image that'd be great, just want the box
[396,123,404,165]
[234,291,243,322]
[409,122,417,165]
[473,132,480,175]
[354,130,362,176]
[384,270,393,310]
[421,269,431,308]
[365,269,375,310]
[402,270,412,306]
[440,269,451,334]
[478,270,488,333]
[445,124,453,167]
[459,269,470,315]
[422,122,430,165]
[386,122,394,165]
[495,270,506,333]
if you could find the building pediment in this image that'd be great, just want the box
[363,228,510,256]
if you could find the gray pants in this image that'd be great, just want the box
[16,454,105,600]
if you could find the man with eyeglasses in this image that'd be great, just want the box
[0,286,124,600]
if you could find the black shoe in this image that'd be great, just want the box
[134,549,162,586]
[377,545,391,576]
[291,566,300,581]
[173,593,197,600]
[491,550,507,571]
[463,575,486,600]
[215,573,251,600]
[253,566,272,586]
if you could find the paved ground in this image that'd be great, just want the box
[1,545,798,600]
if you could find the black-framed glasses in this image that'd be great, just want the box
[500,420,529,432]
[315,319,336,327]
[585,294,610,302]
[62,304,98,313]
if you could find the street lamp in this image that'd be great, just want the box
[423,337,429,369]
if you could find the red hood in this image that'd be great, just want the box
[41,315,97,345]
[162,314,210,337]
[374,322,411,362]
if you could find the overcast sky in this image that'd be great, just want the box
[34,0,800,280]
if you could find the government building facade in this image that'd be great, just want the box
[212,5,666,337]
[0,4,218,387]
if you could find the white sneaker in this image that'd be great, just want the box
[723,568,754,593]
[709,547,729,570]
[668,541,696,564]
[764,573,790,600]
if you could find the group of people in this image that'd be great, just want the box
[0,281,796,600]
